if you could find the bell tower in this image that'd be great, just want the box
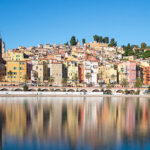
[0,34,2,59]
[2,42,5,58]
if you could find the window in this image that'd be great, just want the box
[19,67,24,70]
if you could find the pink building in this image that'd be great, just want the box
[126,61,136,86]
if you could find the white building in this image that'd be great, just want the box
[83,61,98,86]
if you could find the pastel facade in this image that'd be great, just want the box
[65,61,78,86]
[6,61,27,83]
[38,61,48,82]
[98,64,117,84]
[118,61,136,86]
[83,61,98,86]
[11,52,24,61]
[48,62,62,86]
[142,66,150,85]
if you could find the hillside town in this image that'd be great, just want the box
[0,36,149,91]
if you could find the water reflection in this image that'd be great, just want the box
[0,97,149,149]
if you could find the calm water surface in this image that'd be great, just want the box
[0,96,149,150]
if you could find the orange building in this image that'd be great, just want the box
[142,66,150,85]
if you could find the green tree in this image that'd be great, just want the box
[108,38,117,47]
[125,89,129,95]
[8,71,13,86]
[98,36,103,43]
[62,78,67,87]
[114,41,117,47]
[93,35,99,42]
[135,90,140,95]
[104,37,109,44]
[82,38,86,45]
[70,36,77,46]
[23,84,28,91]
[142,51,150,59]
[123,43,134,56]
[121,78,129,87]
[141,42,147,49]
[38,88,41,91]
[134,78,143,88]
[64,42,69,45]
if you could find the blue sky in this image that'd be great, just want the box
[0,0,150,50]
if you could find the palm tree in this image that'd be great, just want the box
[8,71,13,86]
[134,78,143,88]
[85,73,91,85]
[121,78,129,88]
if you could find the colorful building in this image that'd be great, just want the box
[118,61,136,87]
[6,61,27,83]
[64,61,79,86]
[142,66,150,85]
[48,62,62,86]
[38,61,48,82]
[83,61,98,86]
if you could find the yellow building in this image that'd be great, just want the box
[38,60,48,82]
[64,61,79,86]
[117,62,127,83]
[3,50,25,61]
[98,64,117,84]
[89,41,108,48]
[6,61,27,83]
[10,52,24,61]
[24,49,33,56]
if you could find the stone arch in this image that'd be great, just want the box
[42,89,49,92]
[116,90,124,94]
[0,88,9,91]
[80,89,87,92]
[92,89,100,92]
[67,89,75,92]
[104,90,112,95]
[55,89,62,92]
[14,88,23,91]
[129,90,135,94]
[28,89,36,91]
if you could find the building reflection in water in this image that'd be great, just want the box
[0,97,149,149]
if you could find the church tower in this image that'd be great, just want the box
[0,34,2,59]
[2,42,5,58]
